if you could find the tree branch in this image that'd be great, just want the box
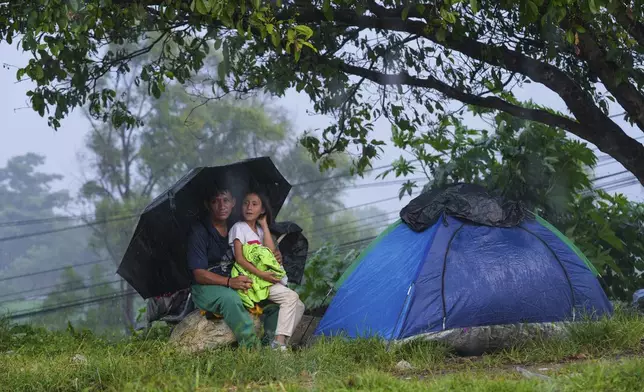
[294,7,643,162]
[336,59,644,185]
[576,29,644,131]
[337,61,586,135]
[302,8,615,131]
[612,2,644,50]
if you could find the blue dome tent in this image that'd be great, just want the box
[315,184,613,343]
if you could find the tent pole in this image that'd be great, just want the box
[300,286,334,346]
[386,284,413,352]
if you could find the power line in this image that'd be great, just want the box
[0,214,88,228]
[586,176,642,195]
[0,258,112,283]
[0,170,635,282]
[0,168,404,229]
[307,234,379,256]
[315,210,399,235]
[289,162,399,188]
[2,133,641,231]
[0,215,137,243]
[7,173,638,318]
[8,290,139,320]
[8,232,384,318]
[0,270,118,301]
[0,278,123,306]
[603,179,641,193]
[321,219,396,240]
[1,169,639,287]
[301,195,409,221]
[0,194,408,284]
[592,170,631,183]
[315,177,426,193]
[0,193,407,244]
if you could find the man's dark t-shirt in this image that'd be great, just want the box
[186,218,234,279]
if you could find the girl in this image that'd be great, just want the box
[228,191,305,350]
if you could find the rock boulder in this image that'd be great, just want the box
[169,310,261,353]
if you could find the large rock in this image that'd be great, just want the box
[169,310,261,353]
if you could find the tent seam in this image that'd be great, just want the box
[441,222,466,330]
[518,225,577,320]
[393,221,443,340]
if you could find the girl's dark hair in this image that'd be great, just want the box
[244,191,273,226]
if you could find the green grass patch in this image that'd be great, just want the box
[1,309,643,391]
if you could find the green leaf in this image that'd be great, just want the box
[436,28,447,42]
[527,1,538,18]
[589,0,598,13]
[599,227,624,251]
[27,11,38,27]
[57,15,68,30]
[440,8,456,24]
[270,31,280,47]
[322,0,333,20]
[151,83,161,99]
[68,0,79,12]
[470,0,479,13]
[402,6,410,20]
[217,61,227,81]
[300,41,318,52]
[295,25,314,39]
[34,66,44,80]
[287,29,296,43]
[194,0,207,14]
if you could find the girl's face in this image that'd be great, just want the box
[242,193,264,222]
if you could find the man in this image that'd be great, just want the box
[187,185,281,348]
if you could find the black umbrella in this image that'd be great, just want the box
[117,157,292,299]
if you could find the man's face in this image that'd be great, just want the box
[208,191,235,222]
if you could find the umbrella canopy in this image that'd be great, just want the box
[117,157,292,299]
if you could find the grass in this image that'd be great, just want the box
[1,309,643,391]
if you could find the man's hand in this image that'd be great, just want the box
[258,271,282,284]
[228,276,252,290]
[273,248,283,264]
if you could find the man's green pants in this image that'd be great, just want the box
[191,284,278,348]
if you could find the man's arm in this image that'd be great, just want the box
[192,269,251,290]
[187,225,252,289]
[193,269,228,286]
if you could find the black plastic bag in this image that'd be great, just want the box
[271,221,309,285]
[400,183,525,232]
[145,289,193,325]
